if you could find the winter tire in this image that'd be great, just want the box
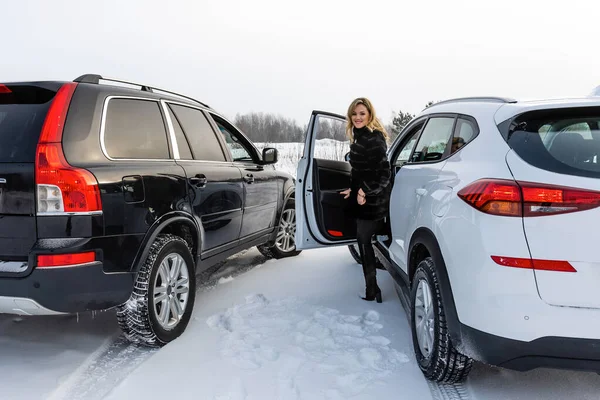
[410,257,473,383]
[257,199,301,259]
[117,234,196,347]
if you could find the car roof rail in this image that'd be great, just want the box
[427,97,517,108]
[73,74,210,108]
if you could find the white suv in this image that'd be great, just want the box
[296,99,600,383]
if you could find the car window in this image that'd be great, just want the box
[211,115,255,162]
[450,118,477,154]
[169,105,226,162]
[539,124,552,142]
[563,122,592,139]
[393,122,423,167]
[0,85,56,163]
[411,117,455,163]
[104,99,170,159]
[166,107,193,160]
[312,115,349,162]
[508,110,600,178]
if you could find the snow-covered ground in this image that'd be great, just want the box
[257,140,350,177]
[1,247,600,400]
[0,312,119,400]
[105,246,429,400]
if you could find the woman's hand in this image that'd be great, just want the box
[357,188,366,206]
[340,188,351,199]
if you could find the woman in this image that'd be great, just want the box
[340,97,391,303]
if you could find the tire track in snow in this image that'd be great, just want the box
[428,380,472,400]
[47,334,157,400]
[49,249,268,400]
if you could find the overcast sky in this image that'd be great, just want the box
[3,0,599,125]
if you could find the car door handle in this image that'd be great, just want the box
[244,174,255,184]
[416,188,427,196]
[189,174,207,188]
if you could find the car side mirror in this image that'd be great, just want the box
[344,152,351,162]
[262,147,278,164]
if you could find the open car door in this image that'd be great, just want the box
[296,111,357,250]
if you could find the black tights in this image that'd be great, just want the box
[356,219,384,292]
[356,218,384,248]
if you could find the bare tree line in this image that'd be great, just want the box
[234,112,306,143]
[234,102,435,143]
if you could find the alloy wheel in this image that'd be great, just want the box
[414,278,435,358]
[152,253,190,330]
[275,208,296,253]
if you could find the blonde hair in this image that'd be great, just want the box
[345,97,389,142]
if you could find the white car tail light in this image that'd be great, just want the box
[458,179,600,217]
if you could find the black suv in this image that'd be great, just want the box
[0,74,300,346]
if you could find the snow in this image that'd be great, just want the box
[105,246,430,400]
[1,247,600,399]
[256,140,350,177]
[218,275,235,284]
[205,294,409,398]
[0,312,120,400]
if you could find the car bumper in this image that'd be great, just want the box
[0,263,134,315]
[460,323,600,372]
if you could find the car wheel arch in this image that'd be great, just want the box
[408,227,462,346]
[273,184,295,232]
[283,183,295,206]
[132,212,201,273]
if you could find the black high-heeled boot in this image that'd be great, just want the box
[361,278,382,303]
[359,244,383,303]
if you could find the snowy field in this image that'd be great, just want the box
[256,140,350,177]
[2,246,600,400]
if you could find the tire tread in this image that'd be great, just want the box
[414,257,473,383]
[116,234,192,347]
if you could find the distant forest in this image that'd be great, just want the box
[233,101,435,143]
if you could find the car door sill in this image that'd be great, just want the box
[374,242,411,319]
[237,227,274,244]
[197,229,274,271]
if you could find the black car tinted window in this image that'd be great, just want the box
[104,99,170,159]
[169,105,225,162]
[167,107,193,160]
[211,114,254,162]
[0,85,56,162]
[507,107,600,178]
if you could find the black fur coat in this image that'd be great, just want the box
[347,127,391,221]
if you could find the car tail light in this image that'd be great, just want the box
[458,179,600,217]
[0,84,12,94]
[35,83,102,214]
[457,179,521,216]
[491,256,576,272]
[37,251,96,268]
[520,182,600,216]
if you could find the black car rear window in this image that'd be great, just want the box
[0,85,56,163]
[103,98,170,160]
[505,107,600,179]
